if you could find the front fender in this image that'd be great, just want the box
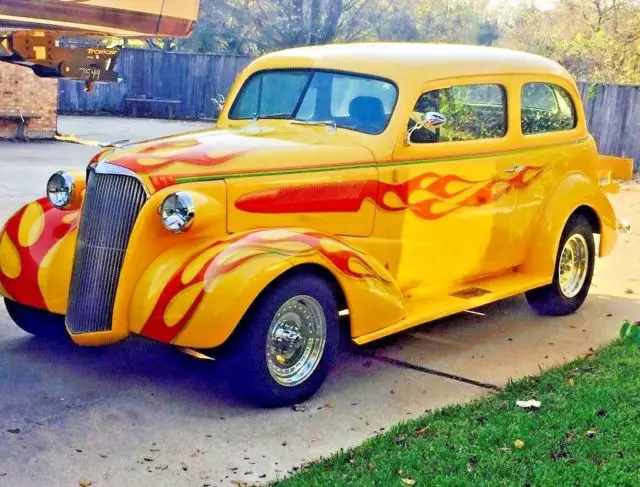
[520,172,617,277]
[131,228,405,349]
[0,198,79,312]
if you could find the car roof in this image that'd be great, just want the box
[253,43,572,83]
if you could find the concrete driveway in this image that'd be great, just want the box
[0,117,638,486]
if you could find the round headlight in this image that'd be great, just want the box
[46,171,75,209]
[160,192,195,233]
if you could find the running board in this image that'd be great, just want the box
[354,272,550,345]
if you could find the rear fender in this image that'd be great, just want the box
[130,228,406,349]
[0,198,80,312]
[520,172,617,277]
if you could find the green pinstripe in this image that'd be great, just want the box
[174,135,590,184]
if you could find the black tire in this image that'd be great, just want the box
[4,298,67,339]
[526,215,595,316]
[221,271,340,408]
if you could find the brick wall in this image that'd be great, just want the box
[0,62,58,139]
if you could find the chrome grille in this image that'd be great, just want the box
[66,172,146,334]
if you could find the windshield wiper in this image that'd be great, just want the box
[290,120,337,129]
[254,113,293,120]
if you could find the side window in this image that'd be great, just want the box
[409,84,507,144]
[521,83,577,135]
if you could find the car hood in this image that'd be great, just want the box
[100,125,375,193]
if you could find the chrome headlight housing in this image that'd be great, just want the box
[160,191,195,233]
[46,171,75,209]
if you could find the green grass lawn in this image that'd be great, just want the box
[279,342,640,486]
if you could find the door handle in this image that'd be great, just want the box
[505,165,524,173]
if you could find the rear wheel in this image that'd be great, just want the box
[4,298,67,339]
[222,271,339,408]
[526,215,595,316]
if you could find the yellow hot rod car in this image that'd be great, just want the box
[0,44,617,406]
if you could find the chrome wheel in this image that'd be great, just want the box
[558,234,589,298]
[266,295,327,387]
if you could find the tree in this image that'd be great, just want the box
[369,1,498,45]
[232,0,375,49]
[183,0,500,54]
[500,0,640,83]
[178,0,639,84]
[177,0,251,54]
[477,19,500,46]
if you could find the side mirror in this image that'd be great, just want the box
[211,93,226,116]
[405,111,446,145]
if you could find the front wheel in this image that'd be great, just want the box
[526,215,595,316]
[221,271,340,408]
[4,298,67,339]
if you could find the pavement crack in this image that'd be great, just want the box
[361,353,503,391]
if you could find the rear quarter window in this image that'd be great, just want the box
[521,83,577,135]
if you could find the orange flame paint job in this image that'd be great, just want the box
[108,139,251,176]
[149,175,178,191]
[0,198,78,310]
[236,166,546,220]
[139,230,387,343]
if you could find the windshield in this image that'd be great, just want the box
[229,69,398,135]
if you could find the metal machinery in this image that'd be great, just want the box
[0,1,199,84]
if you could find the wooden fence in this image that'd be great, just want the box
[58,50,638,168]
[578,82,640,170]
[58,49,252,120]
